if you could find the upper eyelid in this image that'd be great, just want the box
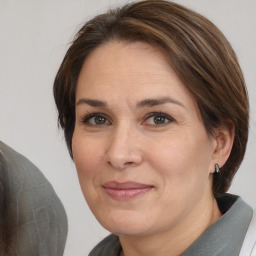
[145,112,174,120]
[80,113,111,123]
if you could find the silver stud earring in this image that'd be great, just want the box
[215,164,220,173]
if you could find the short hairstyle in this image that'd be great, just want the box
[53,0,249,196]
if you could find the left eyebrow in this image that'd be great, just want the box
[76,98,107,107]
[136,97,185,108]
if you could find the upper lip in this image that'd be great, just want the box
[102,181,153,189]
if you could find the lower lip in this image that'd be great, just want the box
[103,187,153,200]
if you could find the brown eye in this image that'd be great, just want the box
[144,112,174,126]
[82,113,110,126]
[93,116,107,125]
[153,115,167,125]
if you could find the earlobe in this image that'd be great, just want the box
[211,121,235,172]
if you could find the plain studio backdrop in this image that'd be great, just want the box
[0,0,255,255]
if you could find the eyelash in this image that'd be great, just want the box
[80,113,110,126]
[80,112,174,127]
[144,112,174,126]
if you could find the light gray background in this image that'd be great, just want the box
[0,0,255,255]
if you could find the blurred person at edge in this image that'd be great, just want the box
[53,1,255,255]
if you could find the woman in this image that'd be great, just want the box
[53,1,255,255]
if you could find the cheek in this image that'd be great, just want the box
[72,134,104,182]
[146,133,213,190]
[72,134,107,210]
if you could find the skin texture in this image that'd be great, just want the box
[72,41,234,256]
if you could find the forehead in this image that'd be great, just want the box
[76,41,195,108]
[80,41,173,78]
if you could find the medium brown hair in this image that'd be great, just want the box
[53,0,249,196]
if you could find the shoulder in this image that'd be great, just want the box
[0,142,68,255]
[240,210,256,256]
[89,234,121,256]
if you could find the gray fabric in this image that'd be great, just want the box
[89,194,253,256]
[182,195,253,256]
[0,142,68,256]
[239,212,256,255]
[89,234,121,256]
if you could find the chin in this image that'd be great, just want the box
[95,209,153,236]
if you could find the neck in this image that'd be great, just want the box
[119,195,222,256]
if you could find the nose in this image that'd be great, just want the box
[105,124,143,170]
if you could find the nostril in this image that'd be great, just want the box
[107,160,134,169]
[124,162,134,166]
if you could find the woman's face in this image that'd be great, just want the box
[72,41,219,237]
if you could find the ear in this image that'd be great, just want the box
[210,120,235,173]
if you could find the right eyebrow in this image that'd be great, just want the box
[76,98,107,107]
[136,97,185,109]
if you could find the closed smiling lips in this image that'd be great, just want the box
[102,181,154,200]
